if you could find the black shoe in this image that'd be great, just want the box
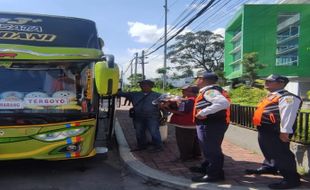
[189,166,207,174]
[191,173,225,183]
[245,167,278,175]
[268,180,301,189]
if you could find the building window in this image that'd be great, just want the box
[232,40,241,50]
[276,12,300,66]
[232,64,241,72]
[233,51,241,61]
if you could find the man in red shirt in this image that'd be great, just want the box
[163,85,201,161]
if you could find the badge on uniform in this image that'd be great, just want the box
[206,90,216,98]
[284,97,294,104]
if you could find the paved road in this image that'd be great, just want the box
[0,146,172,190]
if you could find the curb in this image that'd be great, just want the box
[114,118,267,190]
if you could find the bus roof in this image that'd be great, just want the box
[0,12,100,49]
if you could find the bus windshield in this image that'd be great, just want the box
[0,61,96,116]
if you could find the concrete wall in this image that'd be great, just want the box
[225,124,310,174]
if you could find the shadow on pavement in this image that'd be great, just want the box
[116,107,310,189]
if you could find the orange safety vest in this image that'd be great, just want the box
[252,94,280,126]
[194,86,231,125]
[252,90,301,127]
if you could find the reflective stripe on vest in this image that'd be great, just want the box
[252,90,299,127]
[252,94,280,126]
[193,86,231,124]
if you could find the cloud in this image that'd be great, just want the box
[127,48,145,55]
[212,28,225,37]
[128,22,164,43]
[144,53,164,78]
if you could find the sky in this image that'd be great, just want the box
[0,0,278,81]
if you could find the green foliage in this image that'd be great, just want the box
[291,114,310,144]
[127,73,143,88]
[167,30,224,74]
[229,84,267,106]
[241,52,266,87]
[121,81,181,95]
[164,88,182,96]
[156,67,170,75]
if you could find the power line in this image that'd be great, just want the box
[145,0,206,53]
[191,0,247,32]
[123,56,135,75]
[190,0,276,33]
[145,0,211,54]
[191,0,235,32]
[145,0,216,57]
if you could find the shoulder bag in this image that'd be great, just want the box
[129,93,151,118]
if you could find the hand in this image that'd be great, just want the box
[195,113,206,120]
[160,116,167,125]
[159,102,167,109]
[279,133,290,143]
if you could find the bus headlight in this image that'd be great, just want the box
[33,127,88,142]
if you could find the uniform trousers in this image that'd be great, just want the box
[258,126,299,182]
[196,122,228,175]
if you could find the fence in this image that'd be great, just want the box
[230,104,310,144]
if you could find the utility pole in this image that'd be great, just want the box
[141,50,145,80]
[134,52,138,85]
[130,58,133,87]
[120,70,124,89]
[163,0,168,91]
[130,60,133,77]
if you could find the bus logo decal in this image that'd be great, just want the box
[0,23,42,32]
[0,31,56,42]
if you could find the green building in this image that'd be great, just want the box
[224,4,310,96]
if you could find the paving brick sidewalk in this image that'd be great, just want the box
[116,104,310,189]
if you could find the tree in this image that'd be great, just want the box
[127,73,143,88]
[156,67,171,89]
[241,52,266,87]
[167,30,224,74]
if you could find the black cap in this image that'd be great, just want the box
[138,79,155,87]
[264,74,289,84]
[196,71,218,82]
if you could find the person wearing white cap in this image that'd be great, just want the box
[250,74,302,189]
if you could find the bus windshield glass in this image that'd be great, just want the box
[0,62,96,115]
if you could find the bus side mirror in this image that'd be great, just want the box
[103,54,115,68]
[95,60,119,96]
[98,38,104,49]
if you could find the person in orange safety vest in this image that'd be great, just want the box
[190,72,230,183]
[247,74,302,190]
